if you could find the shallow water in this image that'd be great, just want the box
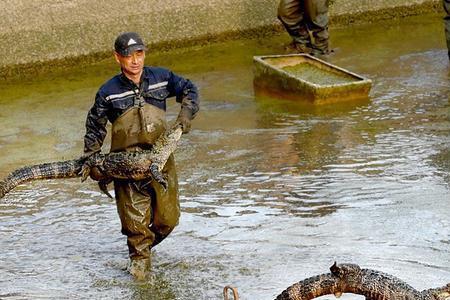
[0,13,449,300]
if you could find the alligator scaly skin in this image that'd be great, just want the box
[275,263,450,300]
[0,159,84,198]
[0,127,182,199]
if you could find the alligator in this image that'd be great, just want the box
[0,126,183,199]
[223,262,450,300]
[274,262,450,300]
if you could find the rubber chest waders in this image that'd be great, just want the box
[111,96,180,260]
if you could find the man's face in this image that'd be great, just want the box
[114,50,145,77]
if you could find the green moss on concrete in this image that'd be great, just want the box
[330,1,441,26]
[0,26,284,81]
[0,0,442,80]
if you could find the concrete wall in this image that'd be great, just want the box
[0,0,441,74]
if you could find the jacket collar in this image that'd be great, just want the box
[119,68,148,88]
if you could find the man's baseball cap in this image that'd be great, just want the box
[114,32,147,56]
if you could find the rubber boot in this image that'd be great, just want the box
[285,40,313,54]
[311,28,330,56]
[127,257,151,280]
[311,41,330,56]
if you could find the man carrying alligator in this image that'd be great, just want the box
[83,32,199,280]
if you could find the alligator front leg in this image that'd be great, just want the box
[79,164,92,182]
[149,163,168,191]
[98,179,114,198]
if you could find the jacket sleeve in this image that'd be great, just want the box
[83,91,109,155]
[167,71,199,117]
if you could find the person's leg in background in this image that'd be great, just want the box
[306,0,330,55]
[278,0,313,53]
[444,0,450,59]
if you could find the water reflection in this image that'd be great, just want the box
[430,148,450,186]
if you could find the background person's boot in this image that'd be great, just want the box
[127,258,151,280]
[285,41,313,54]
[310,46,330,56]
[288,27,313,54]
[311,38,332,57]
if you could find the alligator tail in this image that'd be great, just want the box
[0,158,83,199]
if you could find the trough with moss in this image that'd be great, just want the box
[253,54,372,104]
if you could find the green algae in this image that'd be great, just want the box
[0,2,442,80]
[281,63,356,85]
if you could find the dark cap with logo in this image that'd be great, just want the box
[114,32,146,56]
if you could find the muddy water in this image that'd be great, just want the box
[0,13,449,300]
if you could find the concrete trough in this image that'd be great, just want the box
[253,54,372,104]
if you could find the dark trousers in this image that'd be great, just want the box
[114,176,180,260]
[278,0,329,50]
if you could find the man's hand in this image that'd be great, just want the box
[89,166,107,181]
[175,107,193,134]
[80,151,106,182]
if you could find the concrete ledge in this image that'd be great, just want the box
[0,0,441,78]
